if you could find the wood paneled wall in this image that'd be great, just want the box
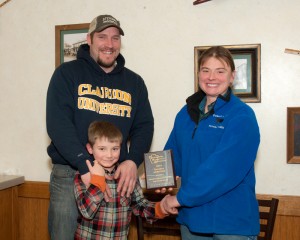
[256,194,300,240]
[17,182,50,240]
[9,182,300,240]
[0,186,18,239]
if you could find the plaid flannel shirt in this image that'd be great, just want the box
[74,172,156,240]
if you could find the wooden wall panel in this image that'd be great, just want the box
[17,182,50,240]
[14,182,300,240]
[18,197,50,240]
[273,215,300,240]
[0,187,14,239]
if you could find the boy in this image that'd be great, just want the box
[74,121,166,239]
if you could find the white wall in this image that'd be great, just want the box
[0,0,299,195]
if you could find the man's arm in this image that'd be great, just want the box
[46,65,93,175]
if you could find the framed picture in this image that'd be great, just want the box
[55,23,89,67]
[287,107,300,163]
[194,44,261,103]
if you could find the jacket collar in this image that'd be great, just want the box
[186,88,231,123]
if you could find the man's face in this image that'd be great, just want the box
[87,27,121,73]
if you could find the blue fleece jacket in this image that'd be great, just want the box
[165,90,260,235]
[46,44,154,175]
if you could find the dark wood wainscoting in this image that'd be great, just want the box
[4,181,298,240]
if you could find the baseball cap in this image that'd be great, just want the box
[88,14,124,35]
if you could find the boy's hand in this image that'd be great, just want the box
[81,172,91,187]
[86,160,105,176]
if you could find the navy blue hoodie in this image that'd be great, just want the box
[46,44,154,175]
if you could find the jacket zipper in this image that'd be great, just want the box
[192,124,198,139]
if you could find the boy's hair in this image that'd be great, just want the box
[88,121,123,146]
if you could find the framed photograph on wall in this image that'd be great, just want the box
[287,107,300,163]
[55,23,89,68]
[194,44,261,103]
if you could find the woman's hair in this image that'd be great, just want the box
[198,46,235,72]
[88,121,123,146]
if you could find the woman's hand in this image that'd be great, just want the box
[160,194,180,215]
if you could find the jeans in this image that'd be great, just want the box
[48,164,78,240]
[181,225,257,240]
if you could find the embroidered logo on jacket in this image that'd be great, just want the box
[208,114,225,129]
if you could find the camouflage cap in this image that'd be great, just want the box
[88,14,124,35]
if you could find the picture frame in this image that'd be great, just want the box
[55,23,89,68]
[287,107,300,163]
[194,44,261,103]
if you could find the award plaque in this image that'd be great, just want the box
[144,149,176,190]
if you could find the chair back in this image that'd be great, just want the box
[257,198,279,240]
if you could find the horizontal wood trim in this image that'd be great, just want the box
[256,193,300,217]
[17,181,50,199]
[17,182,300,217]
[14,182,300,240]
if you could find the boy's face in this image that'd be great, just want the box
[87,137,120,170]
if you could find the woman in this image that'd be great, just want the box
[161,46,260,240]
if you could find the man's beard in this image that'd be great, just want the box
[97,58,115,69]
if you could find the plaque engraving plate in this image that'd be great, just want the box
[144,150,176,190]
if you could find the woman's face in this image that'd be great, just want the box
[198,57,235,103]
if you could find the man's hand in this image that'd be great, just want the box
[114,160,137,197]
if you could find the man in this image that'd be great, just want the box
[46,14,154,240]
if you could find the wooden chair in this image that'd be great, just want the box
[257,198,279,240]
[136,190,181,240]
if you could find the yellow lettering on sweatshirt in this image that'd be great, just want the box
[78,84,131,105]
[78,97,131,118]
